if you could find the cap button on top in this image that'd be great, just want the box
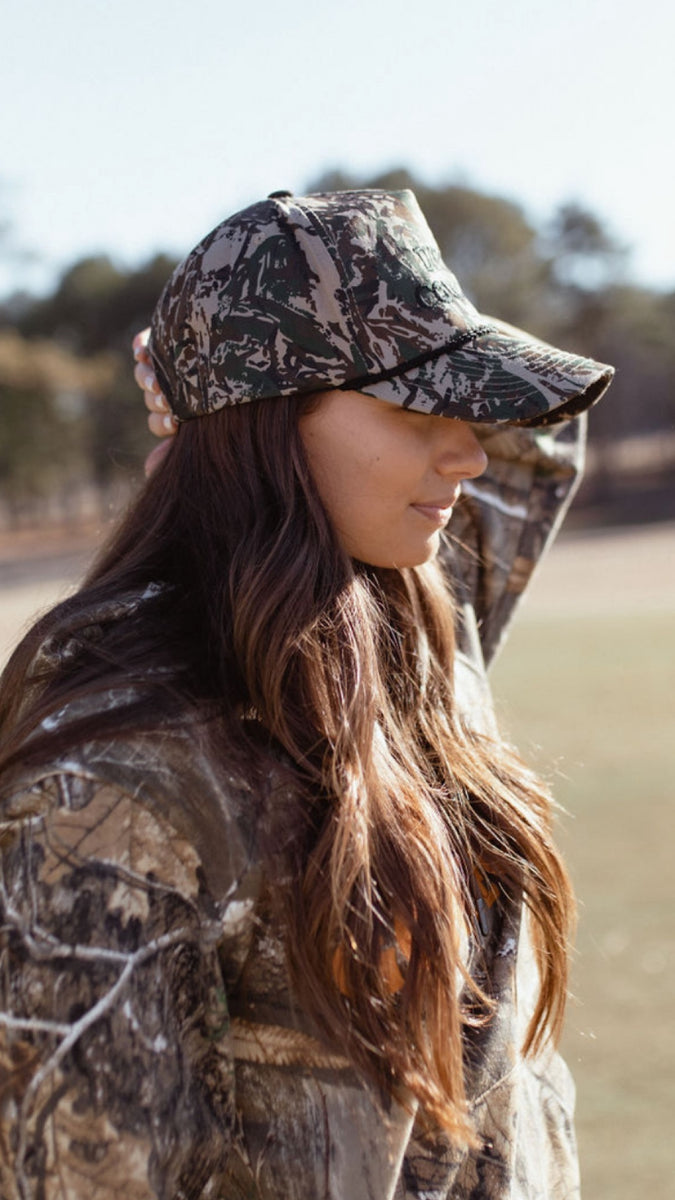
[417,285,438,308]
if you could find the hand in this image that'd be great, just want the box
[132,329,178,475]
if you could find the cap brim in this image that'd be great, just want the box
[360,317,614,426]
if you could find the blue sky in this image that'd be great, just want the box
[2,0,674,296]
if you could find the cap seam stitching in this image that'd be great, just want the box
[296,204,377,371]
[340,325,494,391]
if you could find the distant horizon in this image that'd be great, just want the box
[3,0,674,298]
[2,164,668,304]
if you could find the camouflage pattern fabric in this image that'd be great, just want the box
[148,189,613,427]
[0,416,585,1198]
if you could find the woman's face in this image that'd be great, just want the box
[299,389,488,568]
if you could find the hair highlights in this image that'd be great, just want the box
[0,395,575,1143]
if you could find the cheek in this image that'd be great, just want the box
[309,454,398,559]
[299,409,426,565]
[316,458,385,541]
[304,423,388,515]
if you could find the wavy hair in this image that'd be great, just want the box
[0,394,574,1143]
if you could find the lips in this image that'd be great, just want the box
[411,487,461,524]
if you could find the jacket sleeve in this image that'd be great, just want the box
[443,414,587,669]
[0,772,236,1200]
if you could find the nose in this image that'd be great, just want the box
[434,419,488,480]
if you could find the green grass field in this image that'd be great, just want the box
[492,611,675,1199]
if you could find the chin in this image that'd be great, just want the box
[352,533,442,570]
[387,538,441,569]
[411,534,442,566]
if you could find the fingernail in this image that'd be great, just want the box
[163,414,176,431]
[143,372,158,393]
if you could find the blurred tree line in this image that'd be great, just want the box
[1,167,674,529]
[0,252,176,527]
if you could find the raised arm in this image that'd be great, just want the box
[445,416,587,668]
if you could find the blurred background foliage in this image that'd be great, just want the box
[1,167,674,530]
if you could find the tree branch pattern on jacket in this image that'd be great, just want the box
[0,776,239,1199]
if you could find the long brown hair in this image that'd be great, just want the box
[0,394,574,1142]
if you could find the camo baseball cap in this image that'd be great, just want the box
[148,189,614,426]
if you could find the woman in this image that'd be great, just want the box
[0,188,613,1199]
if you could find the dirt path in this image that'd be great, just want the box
[1,521,674,666]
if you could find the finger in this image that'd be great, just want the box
[134,361,160,395]
[148,411,178,438]
[143,390,170,414]
[144,439,173,477]
[132,328,151,362]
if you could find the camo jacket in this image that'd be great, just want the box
[0,417,585,1200]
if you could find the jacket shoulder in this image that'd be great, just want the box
[0,716,261,905]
